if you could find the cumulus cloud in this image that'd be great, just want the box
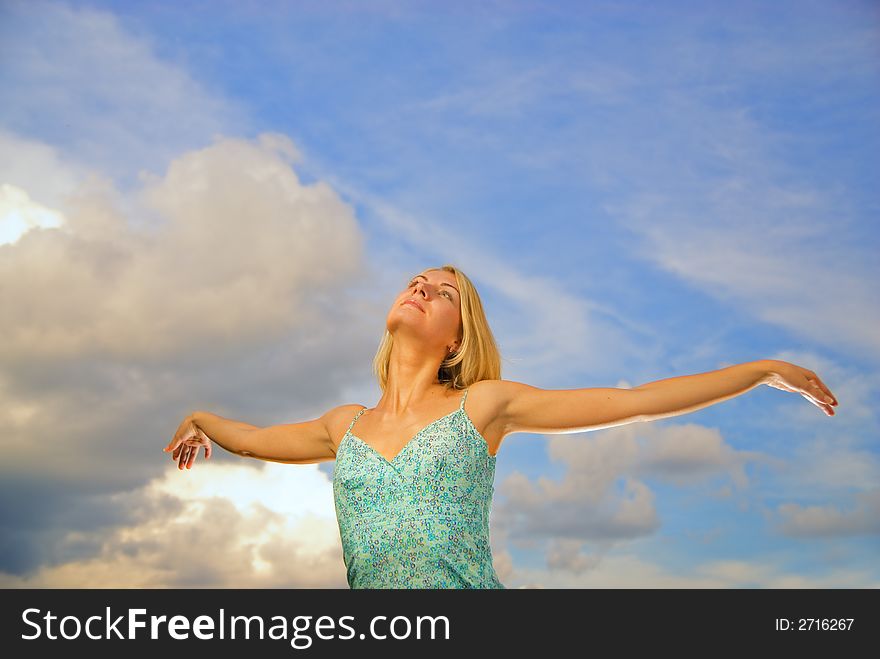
[779,435,880,496]
[776,489,880,538]
[492,420,765,573]
[0,183,65,245]
[634,423,762,488]
[0,457,515,588]
[0,462,348,588]
[545,538,603,575]
[0,127,91,213]
[0,132,389,577]
[0,132,376,473]
[506,552,880,589]
[1,133,363,362]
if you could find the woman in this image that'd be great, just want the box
[164,264,838,589]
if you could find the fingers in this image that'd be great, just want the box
[792,367,837,416]
[820,383,837,406]
[196,427,212,460]
[812,391,834,415]
[165,431,194,454]
[807,382,825,404]
[806,377,837,407]
[814,396,835,416]
[803,384,836,416]
[770,364,839,417]
[173,441,204,470]
[165,436,184,454]
[165,423,212,469]
[165,417,196,455]
[178,445,189,470]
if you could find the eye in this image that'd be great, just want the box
[407,279,454,301]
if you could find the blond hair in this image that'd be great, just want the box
[372,264,502,391]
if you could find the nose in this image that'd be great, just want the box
[412,281,429,297]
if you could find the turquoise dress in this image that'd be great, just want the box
[332,387,505,589]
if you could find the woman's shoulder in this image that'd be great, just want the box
[321,403,369,444]
[330,402,369,422]
[467,378,516,407]
[466,378,536,429]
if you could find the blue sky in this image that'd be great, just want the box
[0,0,877,587]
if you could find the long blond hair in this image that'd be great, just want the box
[372,264,502,391]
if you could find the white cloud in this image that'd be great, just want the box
[545,538,603,575]
[492,421,762,548]
[312,180,650,384]
[0,1,248,183]
[0,130,392,514]
[152,460,335,523]
[603,97,880,361]
[783,437,880,495]
[0,129,90,211]
[0,183,64,246]
[635,423,762,488]
[776,489,880,538]
[506,551,880,588]
[0,462,348,588]
[3,0,875,591]
[0,133,364,362]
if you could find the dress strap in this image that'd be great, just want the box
[459,387,470,411]
[346,407,368,436]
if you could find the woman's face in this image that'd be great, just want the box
[388,270,462,349]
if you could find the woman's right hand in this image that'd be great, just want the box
[164,415,213,470]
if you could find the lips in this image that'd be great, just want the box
[403,299,424,312]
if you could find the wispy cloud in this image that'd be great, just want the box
[611,177,880,360]
[307,178,655,384]
[0,0,250,185]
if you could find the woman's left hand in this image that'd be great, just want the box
[763,360,839,416]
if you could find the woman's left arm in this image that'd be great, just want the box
[492,359,839,437]
[632,359,838,420]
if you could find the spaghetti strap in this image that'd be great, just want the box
[346,407,368,436]
[459,387,469,410]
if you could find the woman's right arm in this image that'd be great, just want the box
[166,409,338,470]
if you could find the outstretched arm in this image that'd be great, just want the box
[490,359,838,436]
[164,409,338,470]
[632,359,836,420]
